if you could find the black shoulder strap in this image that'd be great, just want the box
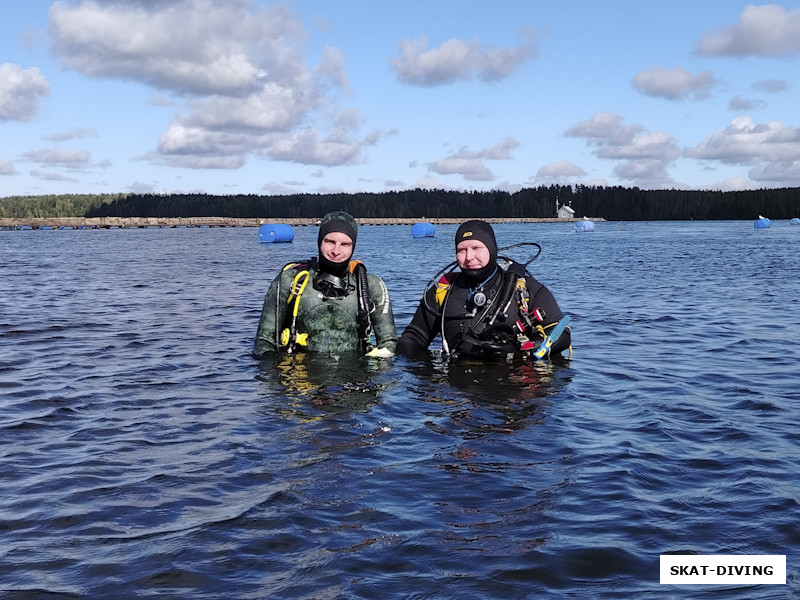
[351,262,374,354]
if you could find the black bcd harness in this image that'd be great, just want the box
[437,262,551,361]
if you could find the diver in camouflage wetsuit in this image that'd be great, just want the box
[254,211,397,357]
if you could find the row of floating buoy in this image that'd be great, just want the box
[257,222,439,243]
[257,219,602,242]
[256,216,799,244]
[257,220,600,242]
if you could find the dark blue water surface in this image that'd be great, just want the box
[1,221,798,599]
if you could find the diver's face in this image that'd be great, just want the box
[320,232,354,263]
[456,240,491,271]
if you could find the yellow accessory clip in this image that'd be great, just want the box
[435,274,455,307]
[515,277,529,312]
[280,328,308,347]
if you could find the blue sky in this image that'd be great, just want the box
[2,1,799,198]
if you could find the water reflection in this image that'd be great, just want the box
[365,355,575,567]
[256,353,394,418]
[402,353,571,439]
[254,353,400,470]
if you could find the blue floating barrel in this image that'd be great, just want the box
[790,217,800,225]
[258,223,294,243]
[411,222,436,238]
[753,216,770,229]
[574,220,595,232]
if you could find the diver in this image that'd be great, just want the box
[254,211,397,358]
[396,220,571,361]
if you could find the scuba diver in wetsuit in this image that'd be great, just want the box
[396,220,571,361]
[254,211,397,358]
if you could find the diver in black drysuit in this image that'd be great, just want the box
[396,220,570,361]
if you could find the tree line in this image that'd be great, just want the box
[2,186,798,220]
[0,193,124,219]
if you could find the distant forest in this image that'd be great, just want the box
[2,185,799,220]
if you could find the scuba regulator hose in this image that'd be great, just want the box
[421,242,542,313]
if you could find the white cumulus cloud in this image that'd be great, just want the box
[427,138,520,182]
[536,161,587,179]
[48,0,298,96]
[0,63,51,122]
[391,32,537,86]
[47,0,379,172]
[632,65,717,100]
[22,147,92,168]
[696,4,800,57]
[684,116,800,185]
[0,159,19,175]
[566,112,680,188]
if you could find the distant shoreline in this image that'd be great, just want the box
[1,216,605,229]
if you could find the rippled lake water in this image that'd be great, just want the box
[1,221,798,599]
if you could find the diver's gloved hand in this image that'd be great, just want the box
[365,347,394,358]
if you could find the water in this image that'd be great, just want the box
[1,221,798,599]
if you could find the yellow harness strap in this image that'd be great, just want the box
[281,269,310,349]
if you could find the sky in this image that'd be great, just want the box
[1,1,799,198]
